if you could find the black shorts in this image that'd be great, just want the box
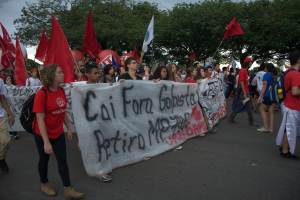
[263,96,273,106]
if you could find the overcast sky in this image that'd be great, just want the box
[0,0,252,67]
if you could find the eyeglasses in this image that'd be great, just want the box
[130,62,137,64]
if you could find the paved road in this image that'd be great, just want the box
[1,101,299,200]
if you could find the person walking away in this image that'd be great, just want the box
[276,52,300,160]
[228,57,259,126]
[252,63,266,112]
[33,64,84,199]
[257,63,277,132]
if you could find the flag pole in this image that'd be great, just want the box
[212,40,223,59]
[69,48,79,73]
[0,40,13,68]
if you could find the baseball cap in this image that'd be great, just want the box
[244,57,254,63]
[136,66,145,74]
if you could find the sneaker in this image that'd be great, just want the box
[14,133,19,139]
[269,129,274,133]
[0,159,9,173]
[9,132,14,136]
[207,129,217,133]
[198,133,205,136]
[41,182,57,197]
[280,151,299,160]
[228,118,239,124]
[175,146,183,150]
[96,174,112,182]
[257,127,269,132]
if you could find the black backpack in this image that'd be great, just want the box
[20,88,47,134]
[19,87,64,133]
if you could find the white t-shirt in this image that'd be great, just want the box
[25,77,41,86]
[256,71,266,92]
[0,79,7,118]
[211,70,219,77]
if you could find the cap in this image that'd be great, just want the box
[136,66,145,74]
[244,57,254,63]
[30,68,37,72]
[0,68,4,72]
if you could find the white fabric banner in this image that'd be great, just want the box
[4,82,85,132]
[71,81,208,176]
[198,77,226,128]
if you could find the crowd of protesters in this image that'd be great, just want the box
[0,51,300,199]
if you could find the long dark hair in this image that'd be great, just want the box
[153,66,169,80]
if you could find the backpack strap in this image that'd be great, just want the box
[72,74,77,82]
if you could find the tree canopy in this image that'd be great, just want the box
[14,0,300,67]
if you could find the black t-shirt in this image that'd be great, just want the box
[118,73,143,80]
[228,74,235,83]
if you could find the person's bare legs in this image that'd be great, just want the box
[282,132,289,153]
[259,103,269,129]
[201,108,211,130]
[268,103,276,131]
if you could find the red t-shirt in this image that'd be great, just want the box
[283,67,300,111]
[205,75,210,78]
[66,74,87,83]
[33,86,67,139]
[238,68,249,93]
[0,76,5,80]
[185,78,196,83]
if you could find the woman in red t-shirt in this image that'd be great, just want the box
[33,64,84,199]
[185,67,200,83]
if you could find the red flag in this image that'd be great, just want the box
[0,22,16,55]
[44,14,74,83]
[15,34,28,86]
[133,45,139,62]
[1,50,11,70]
[227,64,230,72]
[188,52,195,61]
[35,27,48,63]
[222,17,244,41]
[81,9,102,60]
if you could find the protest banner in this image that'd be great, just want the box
[4,82,85,132]
[71,81,208,176]
[198,77,226,128]
[3,79,225,177]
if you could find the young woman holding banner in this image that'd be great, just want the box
[33,64,84,199]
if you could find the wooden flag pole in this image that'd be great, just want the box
[212,40,223,59]
[0,40,13,68]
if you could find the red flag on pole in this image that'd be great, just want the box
[133,45,139,62]
[44,14,74,83]
[15,34,28,86]
[222,17,244,41]
[188,52,195,61]
[35,27,48,63]
[0,36,12,69]
[227,64,230,72]
[81,9,102,60]
[0,23,16,55]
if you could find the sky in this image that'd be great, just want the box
[0,0,254,68]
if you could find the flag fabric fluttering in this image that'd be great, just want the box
[142,15,154,53]
[14,34,28,86]
[44,14,74,83]
[188,52,196,61]
[81,9,102,60]
[231,58,237,71]
[111,55,118,69]
[133,45,139,62]
[222,17,244,41]
[0,36,11,69]
[227,63,230,72]
[35,27,48,63]
[0,23,15,67]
